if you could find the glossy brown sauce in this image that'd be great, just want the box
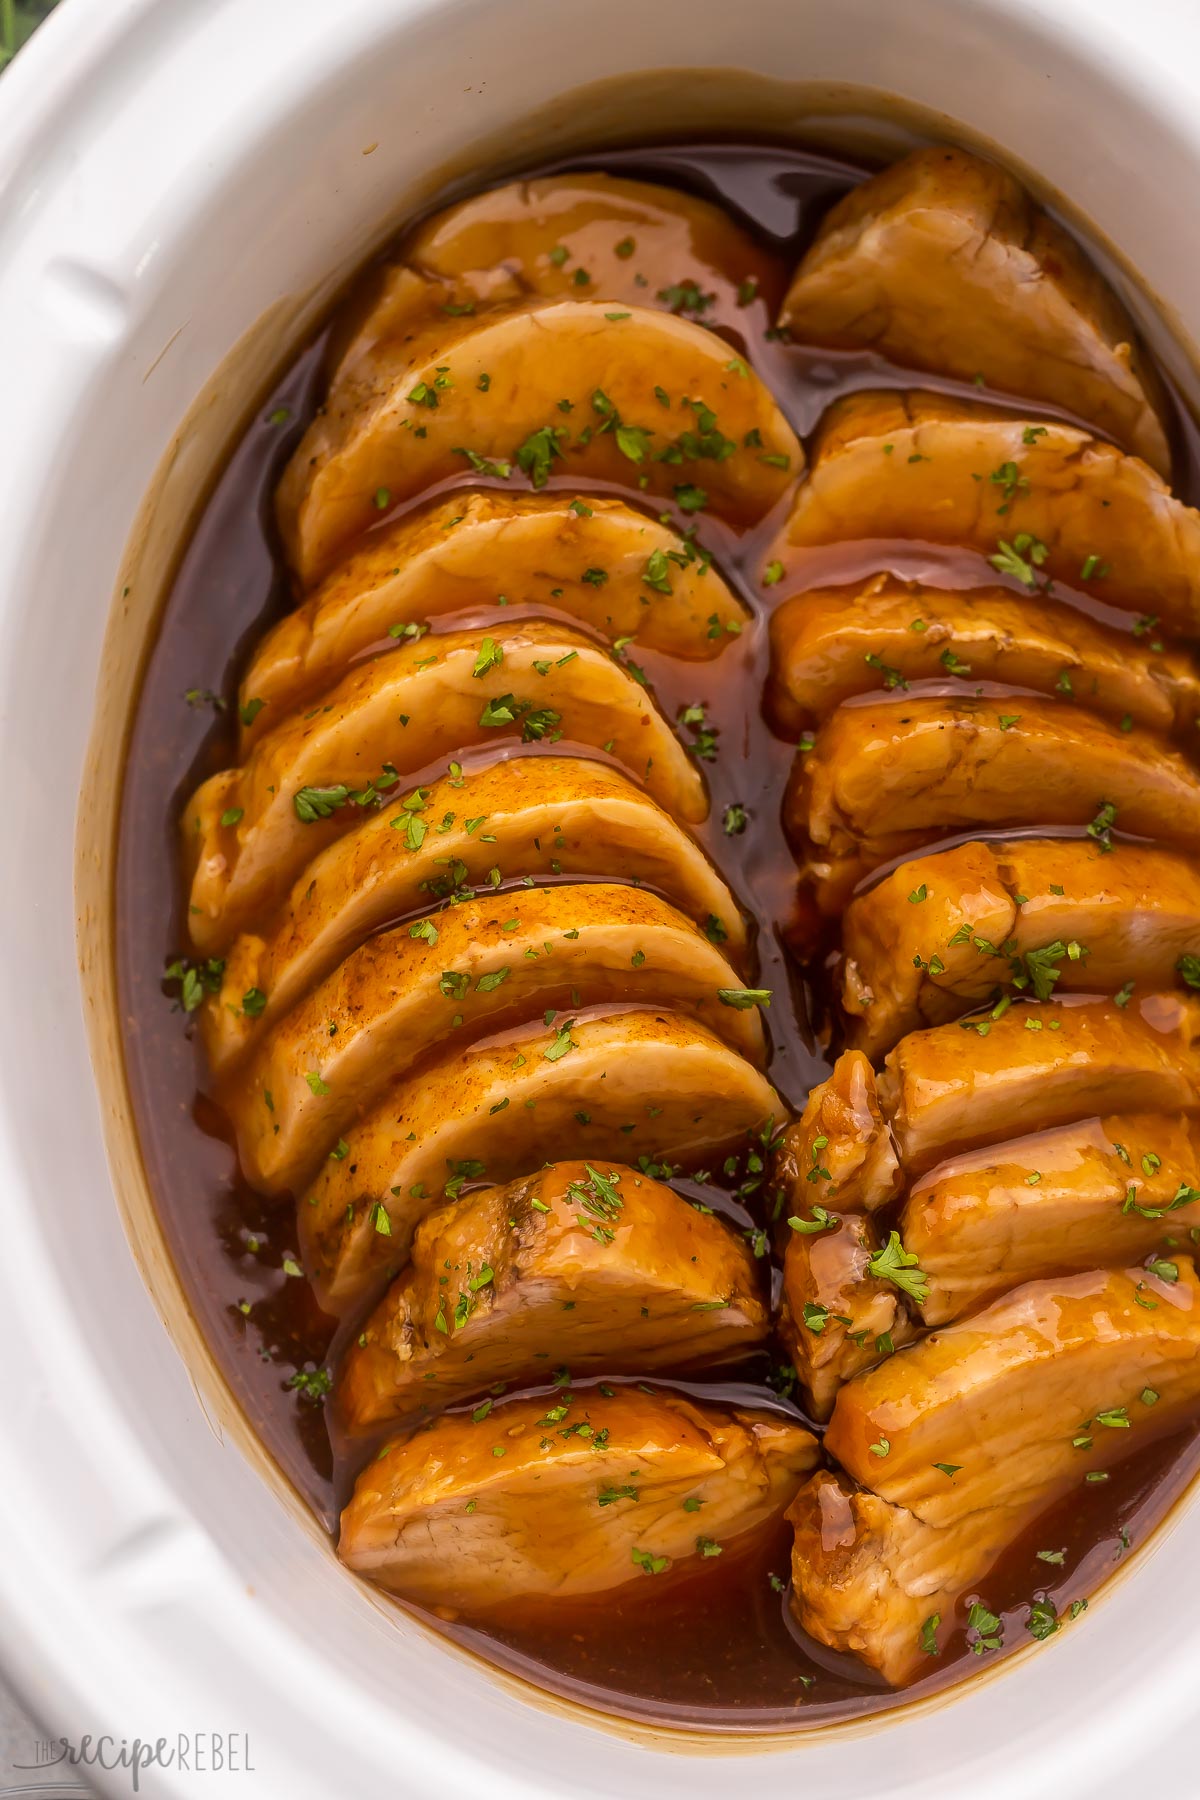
[116,137,1200,1729]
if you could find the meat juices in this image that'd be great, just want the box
[118,138,1200,1727]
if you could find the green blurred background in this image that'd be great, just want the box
[0,0,62,71]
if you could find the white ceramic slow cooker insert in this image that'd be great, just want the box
[1,0,1199,1792]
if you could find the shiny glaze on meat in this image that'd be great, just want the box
[117,137,1200,1729]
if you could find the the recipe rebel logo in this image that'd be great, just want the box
[10,1732,255,1791]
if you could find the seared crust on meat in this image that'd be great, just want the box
[788,1470,1023,1686]
[780,1208,913,1419]
[332,171,784,380]
[240,491,747,742]
[340,1386,816,1608]
[878,994,1200,1175]
[184,622,707,953]
[767,574,1199,737]
[278,300,800,584]
[779,392,1200,632]
[780,147,1169,473]
[226,884,763,1195]
[775,1051,901,1214]
[204,756,745,1073]
[795,1261,1200,1684]
[787,695,1200,880]
[298,1009,782,1310]
[841,838,1200,1059]
[339,1161,768,1428]
[826,1259,1200,1527]
[905,1114,1200,1324]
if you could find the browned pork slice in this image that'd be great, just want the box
[799,1260,1200,1683]
[789,1470,1024,1686]
[340,1385,816,1609]
[826,1260,1200,1529]
[904,1113,1200,1325]
[229,884,764,1195]
[184,622,706,956]
[841,838,1200,1058]
[298,1008,782,1310]
[339,1162,767,1429]
[779,1207,914,1419]
[878,994,1200,1176]
[332,171,785,380]
[204,757,745,1073]
[774,1050,901,1215]
[785,695,1200,906]
[785,999,1200,1200]
[779,147,1169,473]
[778,392,1200,632]
[239,492,748,742]
[767,574,1199,736]
[277,299,800,585]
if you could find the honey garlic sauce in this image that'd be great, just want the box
[116,138,1200,1729]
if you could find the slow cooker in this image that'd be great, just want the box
[1,0,1198,1791]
